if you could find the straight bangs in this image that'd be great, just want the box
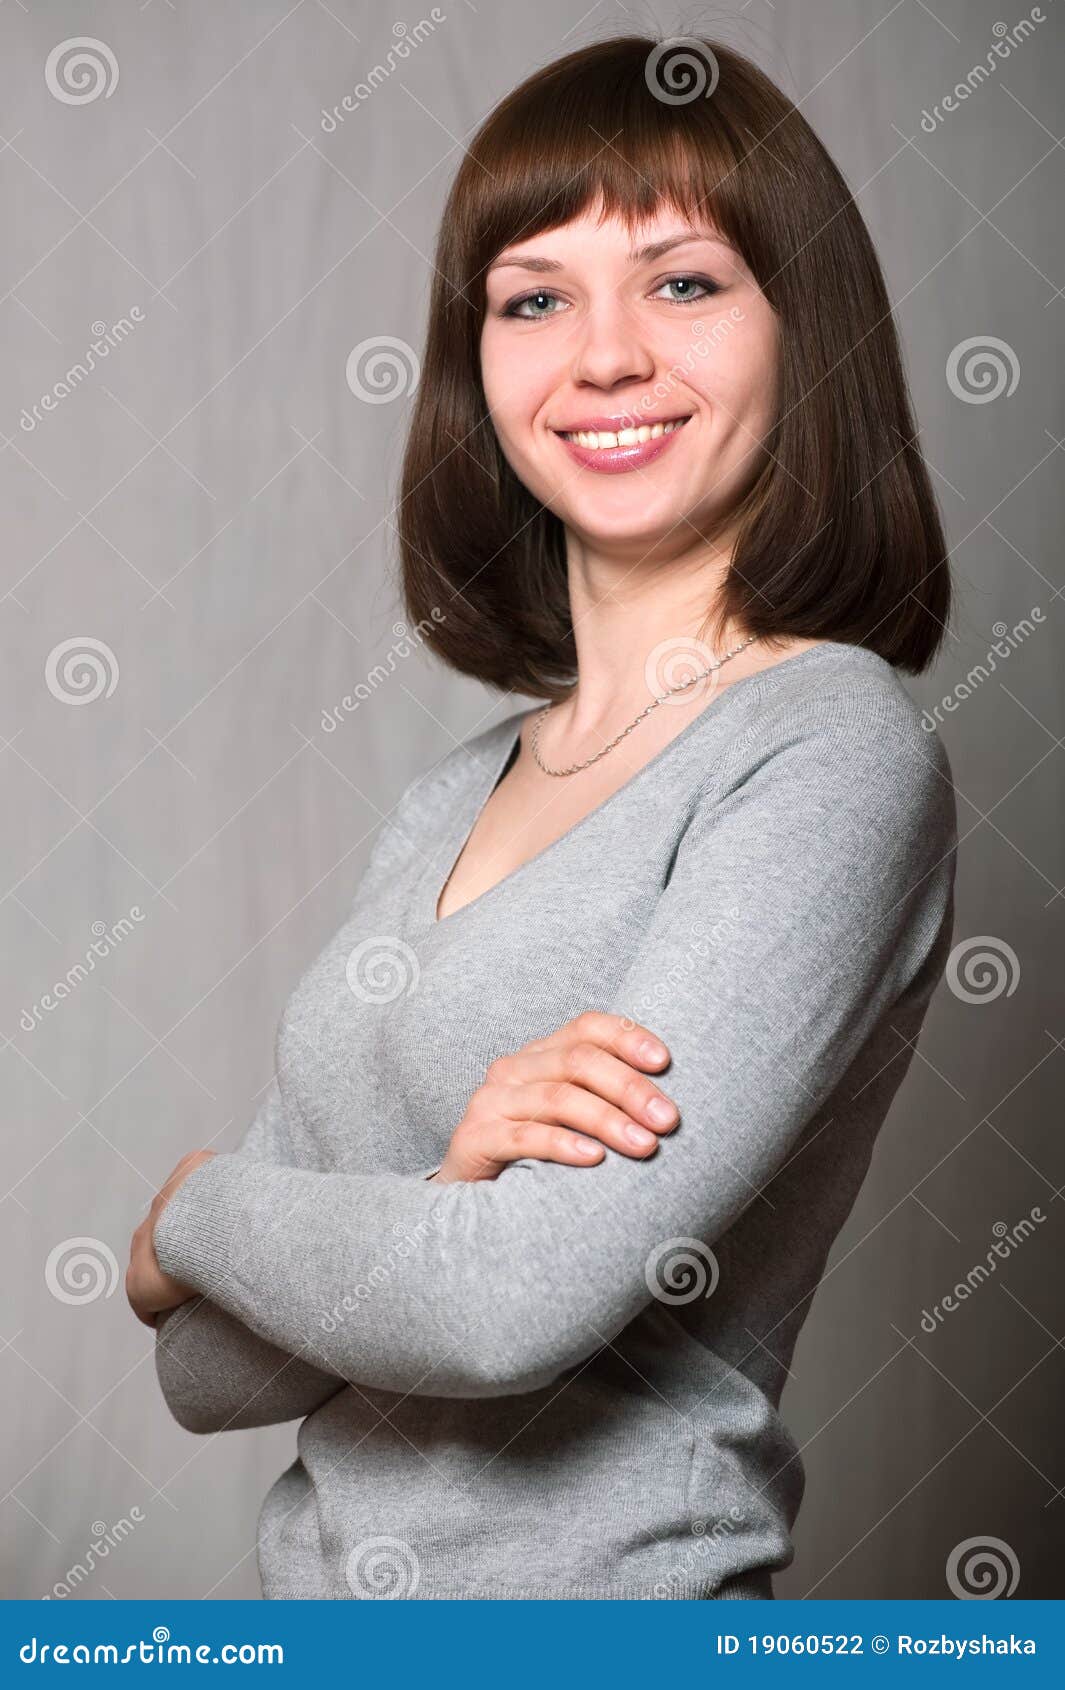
[454,91,753,308]
[399,36,952,697]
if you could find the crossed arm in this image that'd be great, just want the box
[152,1076,446,1432]
[151,708,956,1424]
[151,1080,357,1431]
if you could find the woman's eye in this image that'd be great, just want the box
[500,276,720,318]
[654,275,720,304]
[503,290,566,320]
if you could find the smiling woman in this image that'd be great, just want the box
[480,208,779,517]
[399,34,949,697]
[147,33,958,1604]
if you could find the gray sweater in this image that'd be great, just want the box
[153,640,957,1600]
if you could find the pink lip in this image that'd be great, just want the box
[552,419,690,476]
[551,413,690,432]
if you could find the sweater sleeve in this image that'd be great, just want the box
[155,1168,444,1430]
[153,1079,350,1432]
[153,701,957,1401]
[152,776,446,1433]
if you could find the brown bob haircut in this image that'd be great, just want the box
[398,35,951,699]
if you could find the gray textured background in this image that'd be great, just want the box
[2,0,1062,1601]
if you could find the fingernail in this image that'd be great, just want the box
[576,1138,602,1158]
[625,1123,657,1149]
[647,1096,678,1126]
[638,1038,668,1063]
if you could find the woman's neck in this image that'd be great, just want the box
[556,534,756,738]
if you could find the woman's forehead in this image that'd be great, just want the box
[489,204,733,264]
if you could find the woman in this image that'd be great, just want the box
[128,36,957,1600]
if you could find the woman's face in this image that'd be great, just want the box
[480,199,779,557]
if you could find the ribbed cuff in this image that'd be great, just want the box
[152,1152,246,1296]
[712,1570,774,1599]
[154,1157,443,1294]
[262,1571,775,1600]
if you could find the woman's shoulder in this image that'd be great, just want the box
[739,639,952,762]
[393,705,529,822]
[348,708,528,904]
[703,640,958,852]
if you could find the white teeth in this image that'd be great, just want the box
[562,418,688,449]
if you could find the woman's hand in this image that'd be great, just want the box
[430,1012,679,1183]
[125,1149,216,1329]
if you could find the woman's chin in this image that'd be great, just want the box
[552,494,704,552]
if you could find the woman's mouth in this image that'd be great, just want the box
[550,415,692,475]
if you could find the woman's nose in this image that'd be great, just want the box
[569,301,655,392]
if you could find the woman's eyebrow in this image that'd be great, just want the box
[489,231,729,275]
[489,254,564,274]
[631,231,725,264]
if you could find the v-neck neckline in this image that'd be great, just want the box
[423,640,853,931]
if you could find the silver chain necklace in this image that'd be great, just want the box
[530,633,761,777]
